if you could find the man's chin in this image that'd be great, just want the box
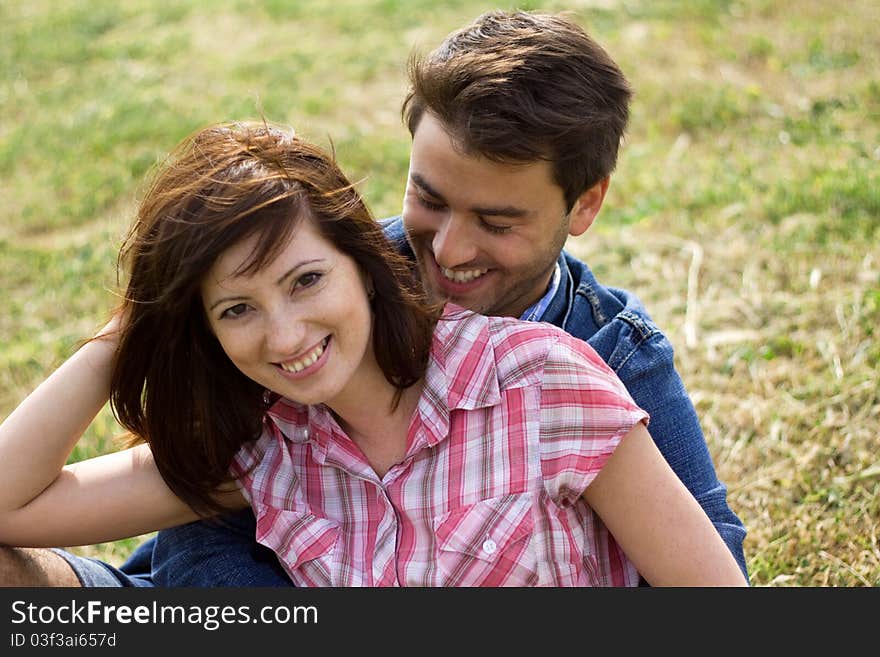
[441,293,497,316]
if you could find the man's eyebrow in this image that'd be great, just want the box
[411,172,529,219]
[471,205,529,219]
[410,173,446,203]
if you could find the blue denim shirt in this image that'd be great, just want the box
[382,216,748,579]
[119,215,748,586]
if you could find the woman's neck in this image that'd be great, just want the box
[328,378,422,479]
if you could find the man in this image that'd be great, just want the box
[1,10,747,586]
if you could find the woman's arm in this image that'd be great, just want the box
[0,444,210,547]
[0,323,119,513]
[0,319,246,547]
[582,422,748,587]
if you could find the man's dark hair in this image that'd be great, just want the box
[402,10,633,210]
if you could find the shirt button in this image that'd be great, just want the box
[482,539,497,555]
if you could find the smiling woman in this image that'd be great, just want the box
[109,121,436,516]
[200,219,378,413]
[0,121,745,587]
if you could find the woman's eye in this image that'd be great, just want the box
[297,272,322,288]
[220,303,249,319]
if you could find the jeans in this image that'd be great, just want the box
[63,509,290,587]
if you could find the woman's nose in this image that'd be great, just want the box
[265,307,308,358]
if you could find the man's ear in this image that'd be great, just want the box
[568,177,610,237]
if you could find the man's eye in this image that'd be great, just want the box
[220,303,249,319]
[417,195,446,211]
[480,219,512,234]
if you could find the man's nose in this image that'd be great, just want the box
[432,214,478,269]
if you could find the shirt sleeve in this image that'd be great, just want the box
[229,421,276,506]
[539,333,649,506]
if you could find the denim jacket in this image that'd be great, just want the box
[382,216,748,579]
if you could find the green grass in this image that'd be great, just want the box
[2,0,878,586]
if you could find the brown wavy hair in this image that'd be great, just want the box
[110,121,437,515]
[402,10,632,211]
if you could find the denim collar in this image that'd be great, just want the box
[539,252,577,331]
[519,263,561,322]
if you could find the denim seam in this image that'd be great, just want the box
[617,309,658,342]
[611,325,656,372]
[574,282,607,327]
[574,283,662,371]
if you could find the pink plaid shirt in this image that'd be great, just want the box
[232,306,648,586]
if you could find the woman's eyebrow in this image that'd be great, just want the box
[207,258,325,311]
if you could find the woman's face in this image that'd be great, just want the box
[200,216,375,409]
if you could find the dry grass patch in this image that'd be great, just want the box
[569,209,879,586]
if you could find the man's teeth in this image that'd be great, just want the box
[280,339,327,373]
[441,267,488,283]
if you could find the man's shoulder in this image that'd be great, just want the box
[379,215,402,229]
[379,214,404,237]
[553,250,673,371]
[379,215,413,258]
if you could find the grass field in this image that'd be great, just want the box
[2,0,878,586]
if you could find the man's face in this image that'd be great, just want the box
[402,113,574,318]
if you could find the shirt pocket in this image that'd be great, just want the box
[433,493,537,586]
[253,505,339,587]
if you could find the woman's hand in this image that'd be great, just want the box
[0,313,123,513]
[94,306,129,345]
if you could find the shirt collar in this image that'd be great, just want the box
[433,305,501,410]
[519,262,561,322]
[409,305,502,451]
[266,305,503,454]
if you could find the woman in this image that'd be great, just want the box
[0,122,746,586]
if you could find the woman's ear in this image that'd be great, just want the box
[568,177,610,237]
[363,273,376,300]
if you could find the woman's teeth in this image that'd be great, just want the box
[280,338,327,373]
[441,267,488,283]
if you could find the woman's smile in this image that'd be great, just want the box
[201,217,378,410]
[275,336,331,379]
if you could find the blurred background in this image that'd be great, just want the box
[2,0,878,586]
